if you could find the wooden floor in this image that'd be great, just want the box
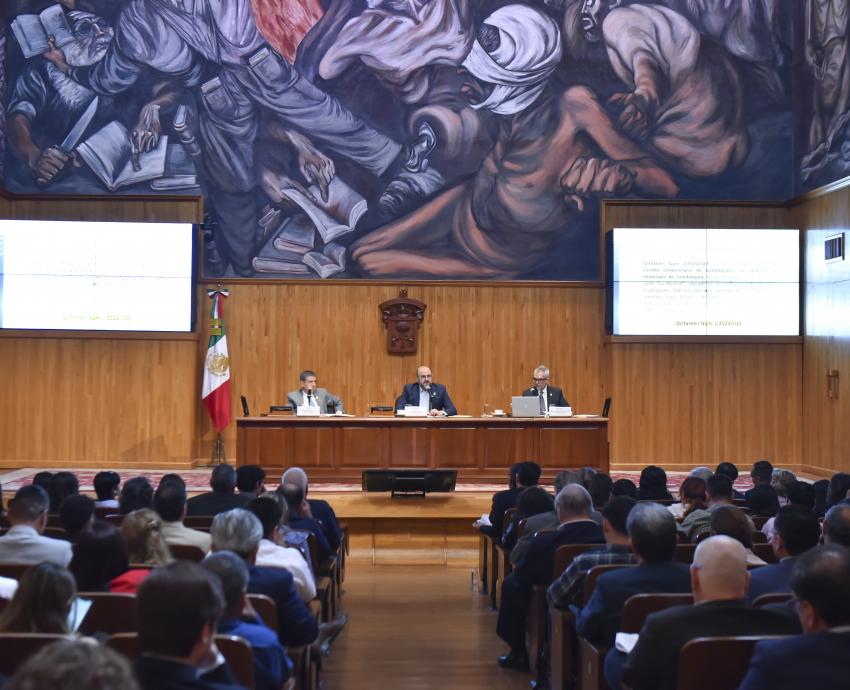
[322,565,532,689]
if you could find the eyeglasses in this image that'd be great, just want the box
[532,377,548,383]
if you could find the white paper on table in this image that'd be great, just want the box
[615,632,639,654]
[296,405,321,417]
[548,406,573,417]
[403,405,428,417]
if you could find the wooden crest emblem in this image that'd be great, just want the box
[380,290,426,354]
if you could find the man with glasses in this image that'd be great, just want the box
[395,365,457,416]
[522,365,569,415]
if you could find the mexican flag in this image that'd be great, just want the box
[202,288,232,431]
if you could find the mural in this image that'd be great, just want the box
[795,0,850,194]
[3,0,793,280]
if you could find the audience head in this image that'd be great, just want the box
[823,504,850,547]
[159,473,186,489]
[121,508,172,566]
[137,561,224,663]
[786,480,816,510]
[93,471,121,502]
[210,508,263,561]
[706,474,733,504]
[771,468,797,499]
[553,470,571,494]
[281,466,309,495]
[678,476,707,513]
[715,461,739,483]
[710,505,754,549]
[750,460,774,486]
[154,480,188,523]
[812,479,831,517]
[201,551,249,616]
[827,472,850,507]
[600,495,636,540]
[119,476,153,515]
[611,478,638,499]
[626,502,678,563]
[58,494,95,539]
[32,471,54,493]
[772,505,821,559]
[236,465,266,495]
[0,562,76,634]
[69,520,129,591]
[554,484,593,522]
[267,488,290,525]
[589,473,613,510]
[517,461,542,488]
[579,466,597,490]
[689,466,713,483]
[691,535,749,603]
[508,462,523,489]
[516,486,555,520]
[247,496,283,540]
[210,464,237,494]
[791,545,850,632]
[637,465,671,500]
[281,483,307,516]
[3,639,140,690]
[8,485,50,529]
[747,484,780,517]
[48,471,80,513]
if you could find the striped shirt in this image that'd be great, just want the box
[547,544,636,608]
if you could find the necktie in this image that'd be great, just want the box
[539,392,545,414]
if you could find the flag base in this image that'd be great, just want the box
[207,433,226,466]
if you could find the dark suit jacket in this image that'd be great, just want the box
[288,515,332,565]
[522,386,569,408]
[248,565,319,646]
[622,600,802,690]
[747,557,796,602]
[308,498,341,551]
[395,382,457,415]
[577,560,692,645]
[737,630,850,690]
[186,491,249,516]
[135,655,246,690]
[479,487,522,541]
[515,519,605,588]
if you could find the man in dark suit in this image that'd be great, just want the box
[395,365,457,416]
[187,465,250,517]
[281,482,332,565]
[738,545,850,690]
[744,460,773,501]
[609,536,801,690]
[748,505,821,602]
[521,364,569,413]
[476,462,539,541]
[577,501,692,646]
[282,466,342,551]
[823,503,850,546]
[496,484,604,669]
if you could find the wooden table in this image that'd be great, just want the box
[236,415,609,481]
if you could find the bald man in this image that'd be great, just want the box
[608,536,800,690]
[281,467,341,551]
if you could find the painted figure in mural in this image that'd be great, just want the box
[580,0,749,178]
[42,0,442,276]
[800,0,850,182]
[350,4,678,279]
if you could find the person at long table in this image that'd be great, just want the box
[395,365,457,416]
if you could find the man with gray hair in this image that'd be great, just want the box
[281,467,341,551]
[609,535,800,690]
[521,364,569,414]
[210,509,318,647]
[578,501,691,646]
[496,485,604,670]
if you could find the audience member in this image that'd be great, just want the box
[47,471,80,514]
[636,466,673,501]
[135,561,245,690]
[160,473,186,488]
[502,486,555,551]
[119,476,154,515]
[93,471,121,509]
[280,483,332,565]
[710,505,766,566]
[748,505,821,601]
[748,484,780,517]
[579,467,597,491]
[210,508,319,647]
[771,469,797,506]
[577,502,691,646]
[737,545,850,690]
[3,639,140,690]
[547,496,637,609]
[154,480,212,553]
[115,508,173,593]
[745,460,774,501]
[202,551,293,690]
[0,485,72,566]
[69,520,131,592]
[236,465,267,500]
[59,494,95,541]
[689,466,713,482]
[247,496,316,602]
[812,479,831,517]
[611,478,638,499]
[715,461,746,499]
[680,475,754,542]
[496,485,604,670]
[282,467,342,551]
[32,471,54,493]
[0,562,76,634]
[823,504,850,547]
[761,479,816,541]
[187,465,248,517]
[610,536,800,690]
[668,476,707,519]
[508,488,559,566]
[826,472,850,509]
[589,473,613,511]
[475,462,528,541]
[265,489,313,568]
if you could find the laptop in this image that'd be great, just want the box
[511,396,543,417]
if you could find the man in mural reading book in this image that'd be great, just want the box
[351,4,677,279]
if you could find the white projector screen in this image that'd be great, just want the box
[0,219,194,332]
[610,228,799,336]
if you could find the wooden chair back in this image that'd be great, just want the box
[551,543,605,580]
[751,542,778,564]
[106,632,141,659]
[502,508,518,534]
[43,526,72,541]
[675,543,697,564]
[0,633,69,675]
[753,593,792,607]
[752,515,770,530]
[583,564,635,605]
[677,636,785,690]
[76,592,137,635]
[184,515,214,529]
[45,514,63,528]
[248,593,278,631]
[215,634,255,690]
[306,532,320,574]
[168,543,206,562]
[94,506,118,520]
[0,563,33,579]
[104,514,124,526]
[751,530,768,544]
[621,593,693,633]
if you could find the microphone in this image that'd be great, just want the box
[307,389,314,407]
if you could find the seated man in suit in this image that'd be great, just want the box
[577,502,691,646]
[823,503,850,546]
[476,461,539,542]
[745,460,774,501]
[187,465,249,517]
[281,483,333,565]
[521,364,569,413]
[155,480,213,553]
[286,370,344,414]
[609,536,801,690]
[282,466,341,552]
[748,504,821,601]
[395,365,457,416]
[496,484,604,670]
[738,544,850,690]
[134,561,247,690]
[0,485,72,566]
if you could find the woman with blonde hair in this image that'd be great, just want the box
[0,562,76,634]
[111,508,173,593]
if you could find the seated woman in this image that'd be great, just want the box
[668,477,708,519]
[69,520,131,592]
[114,509,173,593]
[0,562,76,633]
[637,466,674,501]
[709,505,767,567]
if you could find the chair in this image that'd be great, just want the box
[751,530,768,544]
[43,526,72,541]
[491,508,517,610]
[106,632,140,659]
[307,533,335,623]
[184,515,214,529]
[94,506,118,519]
[104,514,124,526]
[0,633,70,675]
[621,593,694,632]
[76,592,137,635]
[0,563,32,579]
[751,542,778,564]
[248,593,278,631]
[752,515,770,530]
[46,514,63,528]
[753,593,792,607]
[168,543,206,562]
[215,635,255,690]
[478,533,490,595]
[674,543,697,564]
[677,636,786,690]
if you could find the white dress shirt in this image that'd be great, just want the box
[418,387,430,410]
[255,538,317,602]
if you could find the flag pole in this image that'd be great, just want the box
[210,431,226,466]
